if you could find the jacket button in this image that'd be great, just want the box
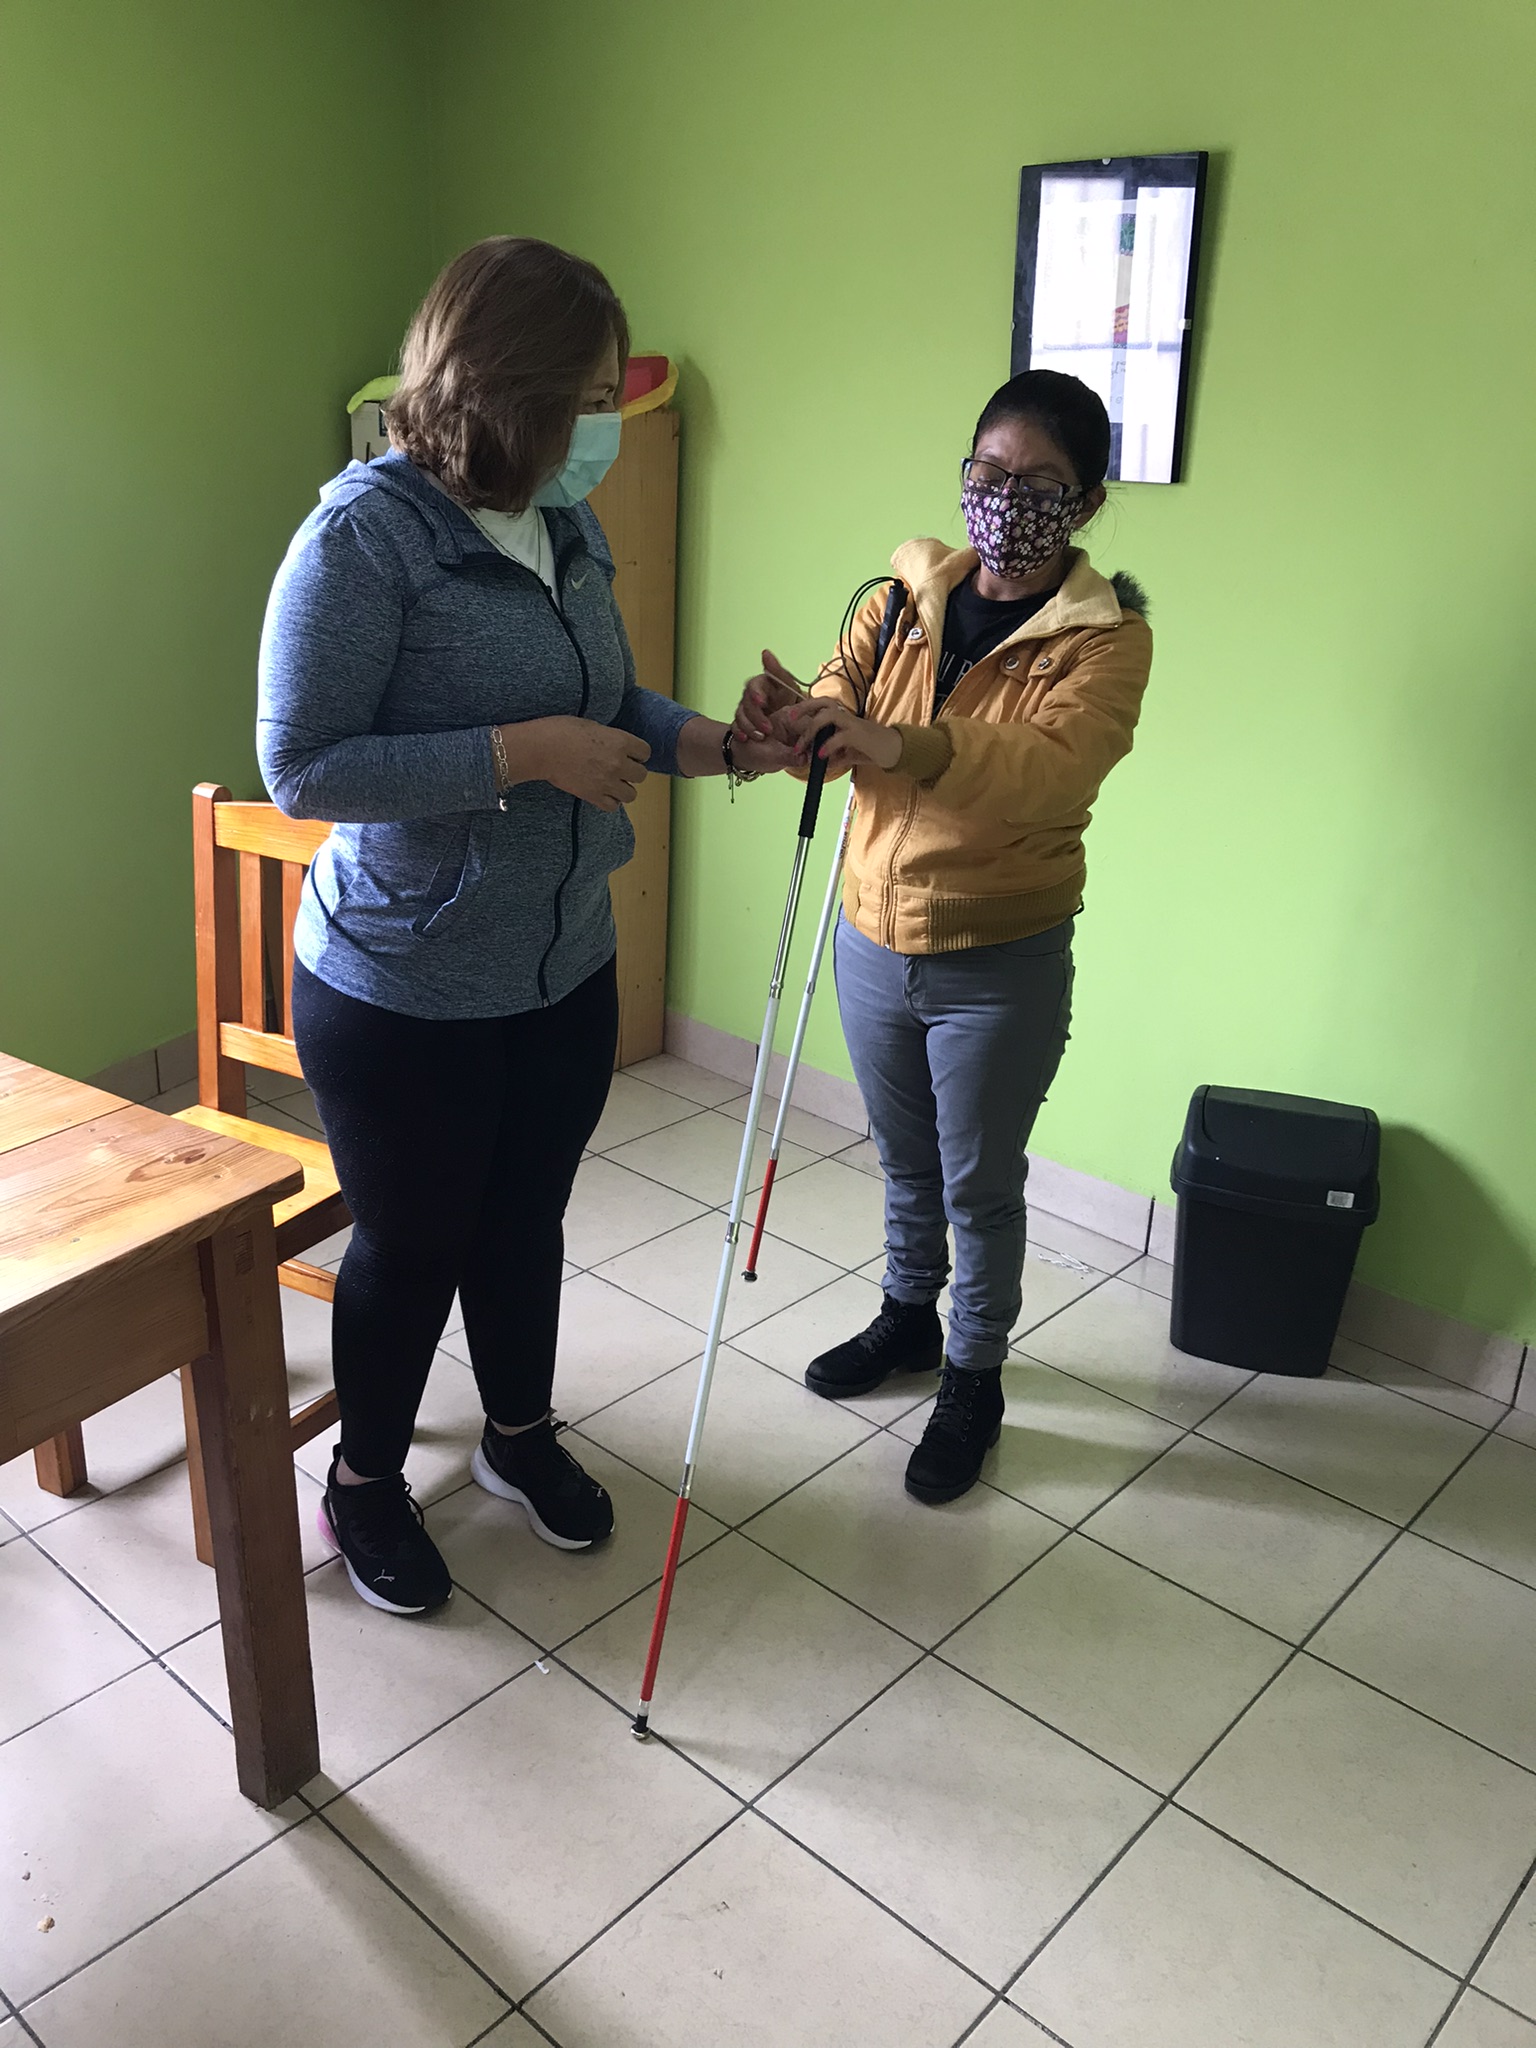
[906,626,923,642]
[1002,655,1019,671]
[1036,655,1053,672]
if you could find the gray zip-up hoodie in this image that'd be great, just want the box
[257,452,696,1019]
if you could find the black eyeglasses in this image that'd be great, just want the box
[960,457,1081,508]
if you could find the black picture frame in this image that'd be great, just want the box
[1012,153,1208,484]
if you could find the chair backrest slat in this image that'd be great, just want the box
[239,851,265,1029]
[193,785,247,1113]
[280,863,304,1034]
[213,805,330,864]
[190,783,333,1111]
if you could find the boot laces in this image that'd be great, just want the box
[858,1300,928,1354]
[928,1368,983,1444]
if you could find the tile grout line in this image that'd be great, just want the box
[949,1999,1008,2047]
[1433,1979,1536,2042]
[758,1806,1003,1997]
[955,1997,1078,2048]
[498,1641,1013,2020]
[0,1991,45,2048]
[462,2009,524,2045]
[300,1797,529,2011]
[560,1374,1228,1855]
[998,1402,1511,2014]
[11,1817,308,2017]
[507,1809,748,2017]
[1165,1808,1461,1979]
[921,1359,1265,1664]
[1175,1410,1495,1530]
[0,1647,161,1756]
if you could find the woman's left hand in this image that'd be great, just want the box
[782,697,903,773]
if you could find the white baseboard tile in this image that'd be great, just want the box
[663,1011,868,1134]
[1148,1197,1178,1263]
[1338,1280,1528,1407]
[1024,1151,1153,1253]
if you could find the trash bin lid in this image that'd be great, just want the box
[1171,1085,1380,1221]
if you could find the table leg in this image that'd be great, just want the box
[178,1367,216,1567]
[190,1202,319,1807]
[33,1424,89,1497]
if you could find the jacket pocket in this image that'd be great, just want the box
[411,815,491,937]
[584,801,636,878]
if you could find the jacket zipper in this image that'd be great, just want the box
[878,622,1052,947]
[881,634,928,949]
[531,559,593,1008]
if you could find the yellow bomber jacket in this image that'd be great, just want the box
[809,538,1152,954]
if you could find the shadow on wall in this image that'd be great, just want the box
[1369,1122,1536,1344]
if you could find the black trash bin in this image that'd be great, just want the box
[1170,1086,1380,1377]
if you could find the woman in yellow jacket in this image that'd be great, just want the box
[743,369,1151,1504]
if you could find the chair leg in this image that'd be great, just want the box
[34,1425,89,1498]
[180,1366,216,1567]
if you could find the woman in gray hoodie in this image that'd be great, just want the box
[259,238,792,1614]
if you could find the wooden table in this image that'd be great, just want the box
[0,1053,319,1807]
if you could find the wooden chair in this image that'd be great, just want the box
[35,783,348,1562]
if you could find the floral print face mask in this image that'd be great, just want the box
[960,475,1080,578]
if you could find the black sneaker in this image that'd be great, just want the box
[318,1455,452,1614]
[471,1417,614,1550]
[805,1292,944,1399]
[904,1363,1005,1504]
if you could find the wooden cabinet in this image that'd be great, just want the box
[588,407,679,1068]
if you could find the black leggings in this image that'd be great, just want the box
[291,956,618,1477]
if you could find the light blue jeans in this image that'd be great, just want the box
[833,915,1075,1371]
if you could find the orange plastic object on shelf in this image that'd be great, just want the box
[621,355,677,418]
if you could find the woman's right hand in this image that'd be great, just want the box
[733,649,805,742]
[503,717,650,812]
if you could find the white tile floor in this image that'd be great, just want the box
[4,1057,1536,2046]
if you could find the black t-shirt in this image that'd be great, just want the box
[934,575,1062,711]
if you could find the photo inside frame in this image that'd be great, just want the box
[1012,154,1208,484]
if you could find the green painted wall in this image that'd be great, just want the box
[434,0,1536,1339]
[0,0,440,1078]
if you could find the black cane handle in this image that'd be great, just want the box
[797,725,837,839]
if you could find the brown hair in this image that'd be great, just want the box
[386,237,629,512]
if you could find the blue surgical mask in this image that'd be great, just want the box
[532,410,622,507]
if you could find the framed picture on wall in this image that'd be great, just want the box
[1012,153,1208,484]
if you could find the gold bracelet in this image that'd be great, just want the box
[490,725,514,810]
[722,727,763,802]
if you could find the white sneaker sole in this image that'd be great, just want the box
[470,1443,599,1550]
[317,1500,447,1615]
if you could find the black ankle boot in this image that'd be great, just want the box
[805,1293,944,1400]
[904,1363,1005,1504]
